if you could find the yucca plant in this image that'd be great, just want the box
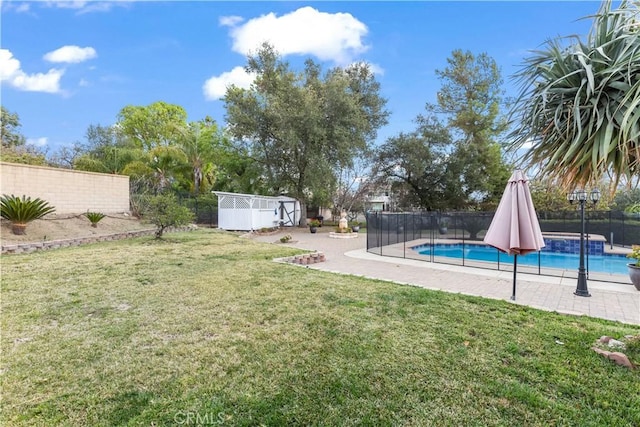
[84,211,106,228]
[0,194,56,235]
[509,0,640,188]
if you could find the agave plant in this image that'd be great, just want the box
[84,211,106,228]
[509,0,640,188]
[0,194,56,235]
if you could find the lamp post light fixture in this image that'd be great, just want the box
[567,188,601,297]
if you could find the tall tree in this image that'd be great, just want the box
[0,106,49,166]
[224,43,389,224]
[508,0,640,189]
[73,124,145,174]
[373,50,510,211]
[117,101,188,149]
[434,50,511,207]
[212,141,266,195]
[373,116,452,210]
[1,106,26,147]
[175,118,221,195]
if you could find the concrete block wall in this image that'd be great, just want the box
[0,162,130,214]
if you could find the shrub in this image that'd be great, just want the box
[84,211,106,228]
[130,194,150,219]
[0,194,55,235]
[627,245,640,267]
[309,219,321,228]
[625,203,640,214]
[144,194,194,239]
[280,234,292,243]
[334,226,352,233]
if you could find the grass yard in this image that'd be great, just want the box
[2,229,639,426]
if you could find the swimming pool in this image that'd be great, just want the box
[415,244,630,275]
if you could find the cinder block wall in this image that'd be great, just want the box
[0,162,130,214]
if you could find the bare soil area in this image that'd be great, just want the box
[0,214,153,246]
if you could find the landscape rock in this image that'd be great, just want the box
[607,339,625,349]
[607,352,635,370]
[598,336,612,344]
[592,338,636,370]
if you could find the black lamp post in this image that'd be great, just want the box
[567,188,601,297]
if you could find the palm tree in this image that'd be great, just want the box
[509,0,640,189]
[176,121,217,195]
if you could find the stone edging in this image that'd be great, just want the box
[1,225,197,254]
[274,251,326,266]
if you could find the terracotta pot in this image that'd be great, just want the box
[11,223,27,235]
[628,264,640,291]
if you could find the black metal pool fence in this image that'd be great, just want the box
[365,210,640,284]
[178,195,218,227]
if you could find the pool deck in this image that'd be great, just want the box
[249,229,640,326]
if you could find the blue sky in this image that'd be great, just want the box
[1,1,604,153]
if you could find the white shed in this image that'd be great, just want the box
[214,192,301,231]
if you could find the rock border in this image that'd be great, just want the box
[275,251,326,266]
[1,225,198,255]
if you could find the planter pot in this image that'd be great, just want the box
[11,223,27,235]
[351,226,360,233]
[628,264,640,291]
[310,226,317,234]
[439,227,448,235]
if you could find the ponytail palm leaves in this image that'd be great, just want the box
[509,0,640,188]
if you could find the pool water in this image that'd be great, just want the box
[416,244,630,275]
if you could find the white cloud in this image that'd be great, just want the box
[46,0,89,9]
[0,49,22,80]
[0,49,64,93]
[225,6,369,64]
[79,78,90,87]
[219,15,244,27]
[44,45,97,63]
[11,70,65,93]
[2,2,31,13]
[27,137,49,147]
[44,1,130,14]
[203,66,256,101]
[15,3,30,12]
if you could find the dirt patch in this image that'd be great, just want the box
[0,214,153,246]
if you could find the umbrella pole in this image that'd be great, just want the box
[511,254,517,301]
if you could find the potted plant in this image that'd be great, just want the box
[627,245,640,291]
[0,194,56,235]
[309,219,321,233]
[351,222,360,233]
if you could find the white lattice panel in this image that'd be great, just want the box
[219,196,234,209]
[235,198,250,209]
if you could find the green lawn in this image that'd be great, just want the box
[2,229,639,426]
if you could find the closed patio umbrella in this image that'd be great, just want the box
[484,170,545,300]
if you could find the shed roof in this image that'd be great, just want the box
[213,191,297,202]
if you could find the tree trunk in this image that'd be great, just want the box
[193,166,202,195]
[299,200,307,227]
